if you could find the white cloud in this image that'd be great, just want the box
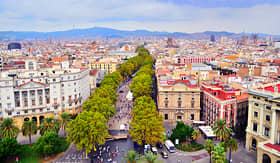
[0,0,279,34]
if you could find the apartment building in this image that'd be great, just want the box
[0,60,90,127]
[246,83,280,163]
[201,82,248,127]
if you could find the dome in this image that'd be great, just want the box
[8,42,21,50]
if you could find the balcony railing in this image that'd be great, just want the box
[52,103,60,107]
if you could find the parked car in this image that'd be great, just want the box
[161,151,168,159]
[151,147,158,155]
[157,142,163,149]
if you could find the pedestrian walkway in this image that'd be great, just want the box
[107,78,133,131]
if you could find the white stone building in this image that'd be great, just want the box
[0,61,90,127]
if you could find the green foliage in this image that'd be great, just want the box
[17,144,39,163]
[0,137,20,159]
[211,144,226,163]
[170,121,194,143]
[130,74,152,99]
[39,117,61,136]
[60,112,72,137]
[22,120,37,144]
[225,137,238,152]
[192,130,202,142]
[213,119,232,141]
[205,139,214,154]
[122,150,139,163]
[83,95,115,120]
[0,118,19,139]
[33,132,69,156]
[130,105,164,146]
[176,141,204,152]
[142,152,159,163]
[67,111,108,156]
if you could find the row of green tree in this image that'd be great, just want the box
[66,46,150,158]
[129,47,164,148]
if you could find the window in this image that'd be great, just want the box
[266,106,271,110]
[32,99,35,105]
[24,110,28,114]
[62,96,65,101]
[69,109,73,113]
[32,109,35,113]
[8,112,12,116]
[164,114,168,120]
[264,127,270,137]
[7,103,11,109]
[253,123,258,132]
[191,101,194,108]
[254,103,259,106]
[178,101,182,108]
[266,115,271,121]
[40,109,43,112]
[254,111,258,117]
[61,84,64,87]
[17,112,20,115]
[191,114,194,120]
[165,94,168,100]
[53,79,56,82]
[165,101,168,108]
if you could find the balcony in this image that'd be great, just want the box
[52,103,60,107]
[5,108,14,112]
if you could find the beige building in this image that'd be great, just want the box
[157,79,201,124]
[246,82,280,163]
[88,58,119,74]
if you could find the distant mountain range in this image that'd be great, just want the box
[0,27,279,40]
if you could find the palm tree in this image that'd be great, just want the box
[123,150,139,163]
[205,139,214,163]
[211,144,226,163]
[212,119,232,141]
[142,152,159,163]
[0,118,19,138]
[22,120,37,144]
[39,117,61,136]
[192,130,202,142]
[60,113,71,137]
[226,137,238,162]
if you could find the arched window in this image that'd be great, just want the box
[262,154,271,163]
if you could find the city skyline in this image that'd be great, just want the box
[0,0,280,34]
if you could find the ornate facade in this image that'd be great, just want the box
[246,82,280,163]
[157,79,201,124]
[0,62,90,128]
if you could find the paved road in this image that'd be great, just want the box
[54,137,134,163]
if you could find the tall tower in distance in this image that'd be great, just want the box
[167,36,173,48]
[252,34,258,44]
[210,35,216,42]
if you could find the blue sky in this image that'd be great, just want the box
[0,0,279,34]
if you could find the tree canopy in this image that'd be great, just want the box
[67,111,108,158]
[0,118,19,139]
